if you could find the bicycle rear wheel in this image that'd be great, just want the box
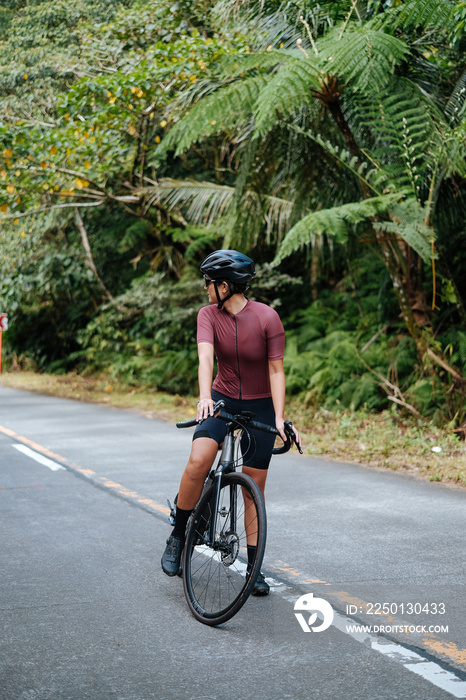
[182,472,266,626]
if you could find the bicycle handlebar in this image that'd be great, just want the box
[176,400,303,455]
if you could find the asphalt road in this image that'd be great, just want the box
[1,386,465,700]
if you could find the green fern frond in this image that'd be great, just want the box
[319,26,409,93]
[378,0,456,34]
[273,191,406,265]
[165,51,292,147]
[290,125,387,195]
[146,179,235,226]
[141,178,295,242]
[373,199,435,263]
[159,74,269,156]
[352,80,439,196]
[253,56,322,136]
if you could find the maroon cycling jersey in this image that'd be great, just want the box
[197,299,285,400]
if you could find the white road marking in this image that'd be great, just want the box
[13,444,66,472]
[369,630,466,698]
[195,544,248,572]
[195,545,279,585]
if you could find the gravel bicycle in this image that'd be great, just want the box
[170,400,302,626]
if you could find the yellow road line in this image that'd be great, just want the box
[0,423,169,518]
[270,560,466,671]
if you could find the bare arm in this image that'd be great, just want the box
[269,358,302,449]
[269,359,286,436]
[197,342,215,420]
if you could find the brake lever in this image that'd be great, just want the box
[284,420,303,454]
[197,399,225,425]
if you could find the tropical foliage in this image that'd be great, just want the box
[1,0,466,430]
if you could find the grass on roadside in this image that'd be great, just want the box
[1,370,465,489]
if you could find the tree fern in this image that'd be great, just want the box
[160,22,410,154]
[253,26,409,135]
[273,191,405,264]
[319,25,409,94]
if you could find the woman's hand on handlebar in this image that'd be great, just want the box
[197,397,215,421]
[276,418,303,453]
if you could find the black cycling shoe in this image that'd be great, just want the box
[161,535,184,577]
[251,572,270,596]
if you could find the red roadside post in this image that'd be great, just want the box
[0,314,8,373]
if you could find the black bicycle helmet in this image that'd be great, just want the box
[200,249,255,285]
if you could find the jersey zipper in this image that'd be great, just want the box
[233,315,242,399]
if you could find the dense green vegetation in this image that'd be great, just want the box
[1,0,466,430]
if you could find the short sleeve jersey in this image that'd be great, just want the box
[197,299,285,400]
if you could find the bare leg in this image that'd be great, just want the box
[177,437,219,510]
[162,437,219,575]
[242,466,268,547]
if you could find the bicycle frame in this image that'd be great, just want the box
[208,421,237,546]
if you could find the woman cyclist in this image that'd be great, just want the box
[161,249,301,595]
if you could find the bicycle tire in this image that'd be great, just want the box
[182,472,267,626]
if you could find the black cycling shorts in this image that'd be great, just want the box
[193,389,276,470]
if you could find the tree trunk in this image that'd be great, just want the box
[75,208,114,304]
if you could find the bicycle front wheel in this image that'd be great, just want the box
[183,472,267,626]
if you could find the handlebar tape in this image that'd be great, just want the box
[177,409,279,435]
[176,418,198,429]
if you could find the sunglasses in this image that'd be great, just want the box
[203,275,215,286]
